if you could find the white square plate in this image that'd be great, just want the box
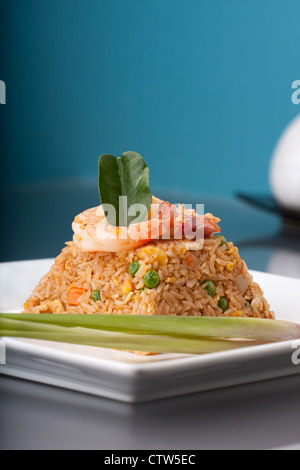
[1,259,300,403]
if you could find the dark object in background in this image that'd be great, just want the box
[236,193,300,234]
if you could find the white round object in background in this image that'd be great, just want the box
[268,249,300,279]
[270,114,300,211]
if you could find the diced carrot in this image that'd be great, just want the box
[68,287,87,306]
[186,255,194,268]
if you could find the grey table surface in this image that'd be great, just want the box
[1,181,300,450]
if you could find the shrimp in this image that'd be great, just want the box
[72,196,220,252]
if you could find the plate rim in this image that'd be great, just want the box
[1,263,300,372]
[1,260,300,402]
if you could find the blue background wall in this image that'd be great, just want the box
[1,0,299,195]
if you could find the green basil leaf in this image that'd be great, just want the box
[98,151,152,226]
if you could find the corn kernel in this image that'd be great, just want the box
[165,276,176,284]
[227,247,240,262]
[122,278,133,294]
[229,310,243,317]
[138,246,168,265]
[226,262,235,272]
[156,251,168,266]
[138,246,156,258]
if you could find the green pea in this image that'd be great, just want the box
[218,296,229,312]
[203,280,216,297]
[91,289,101,302]
[144,270,160,289]
[128,261,140,277]
[215,235,228,246]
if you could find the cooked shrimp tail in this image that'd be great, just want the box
[72,197,221,252]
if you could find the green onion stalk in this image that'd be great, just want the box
[1,314,300,355]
